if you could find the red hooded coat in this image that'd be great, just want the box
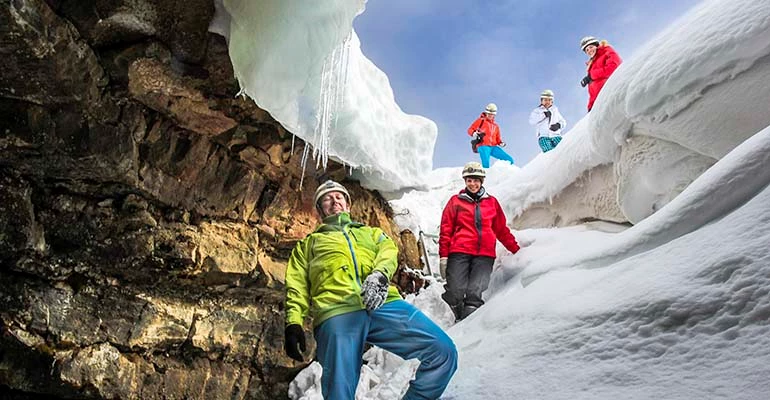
[467,114,502,146]
[439,189,519,258]
[586,43,622,111]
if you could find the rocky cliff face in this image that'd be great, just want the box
[0,1,419,398]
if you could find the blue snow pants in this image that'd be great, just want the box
[538,136,562,152]
[314,300,458,400]
[477,145,514,168]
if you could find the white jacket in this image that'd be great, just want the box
[529,105,566,138]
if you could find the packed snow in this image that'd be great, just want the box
[212,0,770,398]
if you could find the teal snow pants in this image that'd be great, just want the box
[538,136,562,152]
[314,300,458,400]
[477,145,514,168]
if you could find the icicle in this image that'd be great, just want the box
[299,141,311,190]
[298,32,353,188]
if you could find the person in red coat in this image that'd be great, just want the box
[438,162,520,321]
[579,36,622,111]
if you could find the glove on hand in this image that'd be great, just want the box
[284,324,306,362]
[499,141,507,147]
[543,110,552,119]
[549,123,561,131]
[580,75,592,87]
[361,271,389,311]
[439,257,448,278]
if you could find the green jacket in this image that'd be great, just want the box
[284,212,402,327]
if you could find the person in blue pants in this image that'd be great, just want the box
[467,103,515,168]
[315,301,457,399]
[284,180,458,400]
[477,145,514,168]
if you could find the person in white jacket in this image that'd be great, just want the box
[528,89,567,152]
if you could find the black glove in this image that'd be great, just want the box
[549,123,561,131]
[543,110,551,119]
[361,271,390,311]
[580,75,592,87]
[284,324,306,362]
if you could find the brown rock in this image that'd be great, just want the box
[0,0,106,106]
[128,58,237,137]
[195,221,259,275]
[258,249,287,286]
[398,229,422,270]
[0,175,44,255]
[51,0,214,64]
[137,119,266,220]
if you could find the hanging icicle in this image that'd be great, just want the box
[299,32,353,182]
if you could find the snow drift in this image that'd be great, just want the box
[213,0,437,192]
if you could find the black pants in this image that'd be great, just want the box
[441,253,494,320]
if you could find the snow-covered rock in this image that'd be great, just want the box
[584,0,770,223]
[507,0,770,226]
[510,163,626,228]
[615,136,715,223]
[215,0,437,192]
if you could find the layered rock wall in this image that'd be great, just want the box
[0,1,416,398]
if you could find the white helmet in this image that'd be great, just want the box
[313,180,351,209]
[484,103,497,115]
[540,89,554,99]
[580,36,600,51]
[461,162,486,179]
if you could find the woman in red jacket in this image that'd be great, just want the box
[439,162,520,321]
[579,36,622,111]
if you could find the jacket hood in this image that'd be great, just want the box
[587,40,614,63]
[458,187,489,202]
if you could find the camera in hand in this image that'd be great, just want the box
[470,131,485,153]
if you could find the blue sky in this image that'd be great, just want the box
[354,0,702,168]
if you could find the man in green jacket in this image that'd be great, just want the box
[284,180,458,400]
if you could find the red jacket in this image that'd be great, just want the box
[586,43,622,111]
[439,189,520,258]
[467,114,502,146]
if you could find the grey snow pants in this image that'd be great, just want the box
[441,253,494,320]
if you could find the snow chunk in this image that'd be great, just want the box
[218,0,437,192]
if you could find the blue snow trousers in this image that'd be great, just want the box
[477,145,514,168]
[314,300,458,400]
[538,136,562,152]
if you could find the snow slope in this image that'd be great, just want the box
[448,126,770,399]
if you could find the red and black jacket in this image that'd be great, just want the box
[467,114,502,147]
[439,189,520,258]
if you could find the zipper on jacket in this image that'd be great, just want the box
[342,226,362,287]
[474,201,483,252]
